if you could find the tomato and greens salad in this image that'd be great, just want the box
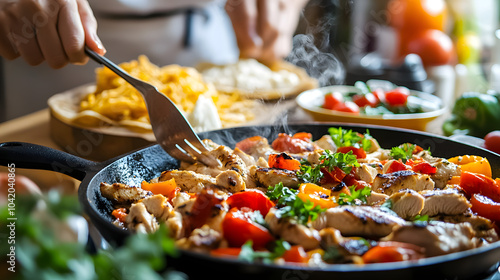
[100,127,499,267]
[323,81,425,115]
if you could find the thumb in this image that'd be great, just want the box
[77,0,105,55]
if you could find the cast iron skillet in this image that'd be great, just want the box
[1,123,500,280]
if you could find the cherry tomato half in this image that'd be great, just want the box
[385,87,410,106]
[226,190,275,216]
[332,101,360,114]
[470,193,500,223]
[324,91,344,110]
[222,207,274,249]
[484,131,500,154]
[353,93,379,108]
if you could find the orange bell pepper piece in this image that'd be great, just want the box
[268,153,301,171]
[141,178,180,201]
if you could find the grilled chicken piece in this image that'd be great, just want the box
[419,188,471,216]
[431,160,461,189]
[253,167,299,188]
[233,147,257,167]
[159,170,216,193]
[215,170,246,193]
[140,194,173,222]
[372,170,434,196]
[306,150,325,166]
[354,164,379,184]
[419,152,461,189]
[100,182,151,205]
[176,225,223,253]
[265,208,321,250]
[366,191,389,206]
[313,135,337,151]
[389,189,425,220]
[312,206,407,238]
[165,211,184,239]
[384,221,478,257]
[436,213,499,243]
[125,202,158,233]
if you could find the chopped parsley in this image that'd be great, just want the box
[390,143,416,163]
[328,127,373,151]
[297,150,360,184]
[238,240,290,264]
[266,183,325,225]
[338,186,372,205]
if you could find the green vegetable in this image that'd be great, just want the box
[390,143,416,163]
[338,186,372,205]
[0,192,183,280]
[266,183,325,225]
[443,91,500,138]
[238,240,290,264]
[328,127,372,151]
[297,150,360,184]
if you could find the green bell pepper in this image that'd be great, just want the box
[443,91,500,138]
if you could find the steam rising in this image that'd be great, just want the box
[286,34,345,87]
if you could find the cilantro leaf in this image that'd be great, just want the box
[390,143,416,163]
[338,186,372,205]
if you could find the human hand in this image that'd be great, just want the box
[0,0,105,68]
[225,0,308,65]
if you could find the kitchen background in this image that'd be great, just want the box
[1,0,499,123]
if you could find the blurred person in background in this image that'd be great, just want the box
[0,0,307,121]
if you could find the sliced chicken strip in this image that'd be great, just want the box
[159,170,216,193]
[313,135,337,151]
[253,167,300,189]
[419,188,471,216]
[354,163,379,184]
[372,170,434,196]
[384,221,478,257]
[215,170,246,193]
[265,208,321,250]
[140,194,173,222]
[389,189,425,220]
[312,206,407,238]
[125,202,158,233]
[100,182,151,205]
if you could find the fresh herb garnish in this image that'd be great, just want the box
[297,150,360,184]
[238,240,290,264]
[266,183,326,225]
[390,143,416,163]
[328,127,372,151]
[412,214,429,223]
[338,186,372,205]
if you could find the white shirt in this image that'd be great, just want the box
[3,0,238,120]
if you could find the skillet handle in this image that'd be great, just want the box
[0,142,99,181]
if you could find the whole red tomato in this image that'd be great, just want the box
[484,131,500,154]
[404,29,455,66]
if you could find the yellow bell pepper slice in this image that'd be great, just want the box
[448,155,492,178]
[297,183,337,209]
